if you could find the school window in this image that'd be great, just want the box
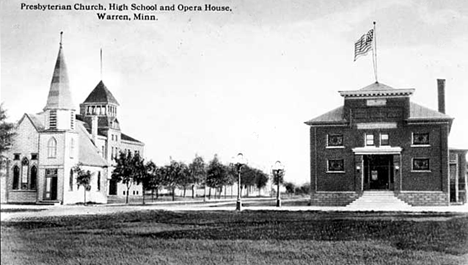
[412,158,430,171]
[327,134,344,147]
[413,133,430,145]
[380,133,389,146]
[327,159,344,172]
[366,133,374,146]
[47,137,57,158]
[31,153,38,160]
[13,154,20,160]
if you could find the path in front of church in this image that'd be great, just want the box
[1,198,467,221]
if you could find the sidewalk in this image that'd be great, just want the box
[2,199,467,221]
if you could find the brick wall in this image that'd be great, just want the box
[397,191,449,206]
[310,192,359,206]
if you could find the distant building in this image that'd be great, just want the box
[305,81,467,206]
[1,34,144,204]
[77,81,144,197]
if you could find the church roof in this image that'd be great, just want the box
[83,81,120,105]
[76,121,108,167]
[44,34,75,111]
[339,82,415,98]
[24,113,45,131]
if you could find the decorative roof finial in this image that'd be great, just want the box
[100,48,103,80]
[60,31,63,48]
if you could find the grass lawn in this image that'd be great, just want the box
[1,210,468,264]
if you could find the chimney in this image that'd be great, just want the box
[91,115,98,144]
[437,79,446,114]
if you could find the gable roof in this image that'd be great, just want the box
[339,82,415,98]
[17,113,45,131]
[121,133,143,143]
[83,81,119,105]
[408,102,452,120]
[304,106,346,125]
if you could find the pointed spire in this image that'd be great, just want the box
[44,32,75,111]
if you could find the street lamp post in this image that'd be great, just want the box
[235,153,245,211]
[272,161,284,207]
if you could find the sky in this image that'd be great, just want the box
[1,0,467,184]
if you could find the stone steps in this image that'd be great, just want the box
[347,191,411,210]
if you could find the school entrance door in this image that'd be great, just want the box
[363,155,394,190]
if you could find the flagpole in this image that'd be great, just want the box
[100,48,103,80]
[373,21,378,83]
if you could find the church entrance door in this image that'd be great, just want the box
[44,169,58,200]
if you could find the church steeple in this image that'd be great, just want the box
[43,32,76,131]
[44,32,75,111]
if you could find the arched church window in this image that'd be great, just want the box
[69,169,74,191]
[12,166,20,190]
[30,166,37,190]
[70,138,75,158]
[21,157,29,189]
[97,171,101,191]
[48,137,57,158]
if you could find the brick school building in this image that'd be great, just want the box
[305,81,467,206]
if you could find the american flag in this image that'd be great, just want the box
[354,29,374,61]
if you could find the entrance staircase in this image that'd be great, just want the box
[347,191,411,210]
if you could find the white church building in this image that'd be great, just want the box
[1,33,144,204]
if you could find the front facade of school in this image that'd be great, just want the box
[305,81,467,206]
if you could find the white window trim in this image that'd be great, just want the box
[365,133,374,146]
[379,133,389,146]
